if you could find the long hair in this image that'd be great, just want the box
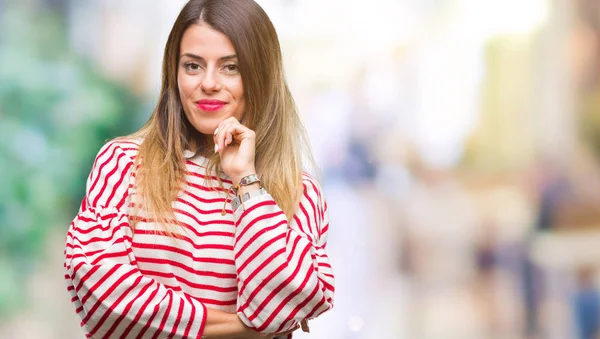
[128,0,315,226]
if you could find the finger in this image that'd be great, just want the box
[229,123,255,144]
[226,131,233,147]
[214,121,232,153]
[221,120,249,149]
[218,122,229,152]
[300,319,310,333]
[221,121,236,149]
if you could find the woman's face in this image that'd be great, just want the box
[178,23,245,136]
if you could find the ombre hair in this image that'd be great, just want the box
[127,0,316,225]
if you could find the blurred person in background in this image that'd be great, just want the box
[62,0,334,338]
[572,267,599,339]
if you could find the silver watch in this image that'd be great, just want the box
[231,187,267,211]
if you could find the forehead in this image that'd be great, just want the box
[180,23,237,56]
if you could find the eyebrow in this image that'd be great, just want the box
[180,53,237,62]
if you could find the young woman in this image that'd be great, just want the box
[63,1,335,338]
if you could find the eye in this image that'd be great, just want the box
[223,64,239,74]
[184,62,201,71]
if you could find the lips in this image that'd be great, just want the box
[196,99,227,112]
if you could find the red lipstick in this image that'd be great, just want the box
[196,99,226,112]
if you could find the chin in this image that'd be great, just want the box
[185,112,219,135]
[189,122,217,135]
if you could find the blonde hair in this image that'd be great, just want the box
[127,0,316,228]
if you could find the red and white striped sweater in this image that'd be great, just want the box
[63,139,335,338]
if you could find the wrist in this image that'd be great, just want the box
[203,309,246,339]
[230,168,257,186]
[236,182,261,194]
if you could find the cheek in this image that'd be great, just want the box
[177,72,195,99]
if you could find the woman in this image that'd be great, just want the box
[63,0,335,338]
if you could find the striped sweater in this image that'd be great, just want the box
[63,139,335,338]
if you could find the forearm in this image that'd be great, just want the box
[203,308,246,339]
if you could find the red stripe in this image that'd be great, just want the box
[247,245,311,322]
[93,275,146,338]
[237,247,286,297]
[185,170,232,184]
[105,160,133,207]
[135,284,162,339]
[134,232,233,252]
[235,200,279,228]
[187,181,227,193]
[89,143,117,188]
[74,264,100,294]
[302,183,319,234]
[136,257,236,279]
[237,236,302,313]
[258,266,317,331]
[133,218,234,239]
[132,243,234,265]
[138,269,236,293]
[76,211,121,225]
[235,210,285,246]
[181,189,228,205]
[298,202,314,239]
[91,250,131,265]
[176,198,233,216]
[182,294,196,338]
[111,140,141,148]
[133,228,234,239]
[238,261,286,313]
[320,223,329,237]
[151,290,173,339]
[305,180,321,223]
[199,301,208,336]
[304,296,328,319]
[273,318,297,335]
[173,207,234,226]
[81,267,137,326]
[292,214,307,236]
[118,280,159,339]
[168,297,185,337]
[185,296,235,307]
[71,225,130,247]
[91,150,126,207]
[235,219,286,261]
[68,237,128,258]
[237,232,286,274]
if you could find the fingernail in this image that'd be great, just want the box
[214,127,219,135]
[214,144,219,153]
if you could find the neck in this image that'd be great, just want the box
[187,132,215,158]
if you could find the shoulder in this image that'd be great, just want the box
[93,137,142,167]
[85,138,142,209]
[301,172,321,191]
[301,172,325,203]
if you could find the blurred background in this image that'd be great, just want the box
[1,0,600,338]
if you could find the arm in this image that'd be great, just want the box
[63,141,252,339]
[233,175,335,334]
[212,117,335,334]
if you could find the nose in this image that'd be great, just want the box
[200,67,221,93]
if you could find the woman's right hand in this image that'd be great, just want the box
[236,317,300,339]
[202,307,300,339]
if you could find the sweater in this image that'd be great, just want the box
[63,138,335,338]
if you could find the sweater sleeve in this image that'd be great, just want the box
[233,175,335,334]
[63,141,207,339]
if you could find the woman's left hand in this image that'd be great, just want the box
[213,117,257,184]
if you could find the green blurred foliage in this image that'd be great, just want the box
[0,4,145,317]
